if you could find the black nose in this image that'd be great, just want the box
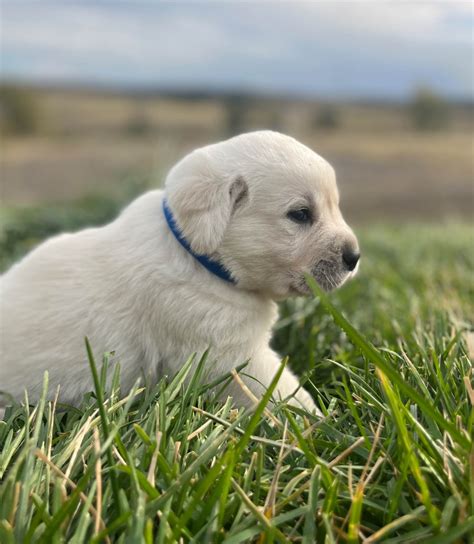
[342,248,360,271]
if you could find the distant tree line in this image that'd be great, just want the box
[222,87,453,135]
[0,83,456,138]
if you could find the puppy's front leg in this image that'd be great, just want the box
[233,349,318,414]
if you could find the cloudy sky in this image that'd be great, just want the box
[1,1,472,99]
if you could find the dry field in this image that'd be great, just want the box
[1,87,473,223]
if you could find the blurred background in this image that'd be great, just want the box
[0,1,473,267]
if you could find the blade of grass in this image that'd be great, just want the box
[306,275,470,449]
[85,337,121,515]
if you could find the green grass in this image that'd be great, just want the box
[0,202,473,543]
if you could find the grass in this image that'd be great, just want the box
[0,203,473,542]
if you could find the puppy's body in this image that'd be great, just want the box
[1,131,358,411]
[1,190,287,406]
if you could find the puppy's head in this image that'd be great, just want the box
[165,131,359,299]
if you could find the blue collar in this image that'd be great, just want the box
[162,198,236,284]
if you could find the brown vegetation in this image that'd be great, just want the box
[1,86,473,223]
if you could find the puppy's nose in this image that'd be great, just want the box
[342,248,360,271]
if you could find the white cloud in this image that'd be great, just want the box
[0,1,472,98]
[298,1,472,44]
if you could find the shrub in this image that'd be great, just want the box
[223,95,249,136]
[313,105,340,130]
[410,88,450,131]
[124,110,154,137]
[0,85,40,136]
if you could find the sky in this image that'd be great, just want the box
[1,1,473,100]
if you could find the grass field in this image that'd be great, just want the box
[1,85,473,542]
[0,198,473,542]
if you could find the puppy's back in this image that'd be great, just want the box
[0,190,169,405]
[1,225,114,403]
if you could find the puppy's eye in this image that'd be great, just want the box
[287,208,312,224]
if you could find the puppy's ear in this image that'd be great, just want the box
[167,166,248,255]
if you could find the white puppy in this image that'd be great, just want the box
[0,131,359,412]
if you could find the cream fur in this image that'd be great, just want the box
[0,131,358,412]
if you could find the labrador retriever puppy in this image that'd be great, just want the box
[0,131,359,412]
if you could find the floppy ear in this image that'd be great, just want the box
[166,164,248,255]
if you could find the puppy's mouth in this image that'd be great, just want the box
[313,259,351,292]
[291,259,354,295]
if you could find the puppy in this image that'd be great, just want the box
[0,131,359,412]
